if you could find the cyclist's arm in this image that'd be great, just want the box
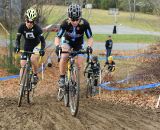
[39,34,46,50]
[87,37,93,47]
[84,62,90,72]
[54,22,66,46]
[37,26,46,50]
[97,62,100,68]
[84,22,93,47]
[54,36,61,46]
[15,24,23,47]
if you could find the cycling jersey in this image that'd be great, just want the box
[85,62,100,75]
[57,18,92,50]
[15,23,45,51]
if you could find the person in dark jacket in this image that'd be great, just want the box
[105,35,113,64]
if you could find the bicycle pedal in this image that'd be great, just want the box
[32,84,37,89]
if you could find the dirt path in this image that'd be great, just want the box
[0,96,160,130]
[0,62,160,130]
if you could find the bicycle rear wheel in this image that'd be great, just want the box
[69,65,80,116]
[18,65,28,107]
[86,79,92,98]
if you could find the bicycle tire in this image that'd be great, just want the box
[64,83,69,107]
[86,79,92,98]
[18,64,28,107]
[57,88,64,101]
[27,74,32,104]
[69,65,80,116]
[91,76,97,96]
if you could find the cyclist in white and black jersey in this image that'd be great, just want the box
[54,4,93,87]
[14,8,46,84]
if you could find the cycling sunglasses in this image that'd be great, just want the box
[71,18,80,22]
[26,20,34,24]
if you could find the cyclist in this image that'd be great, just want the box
[105,56,115,72]
[84,56,100,86]
[84,56,100,77]
[54,4,93,87]
[14,8,46,84]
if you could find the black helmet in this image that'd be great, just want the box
[92,56,98,62]
[68,4,82,20]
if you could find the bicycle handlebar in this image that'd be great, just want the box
[19,50,39,55]
[58,49,90,63]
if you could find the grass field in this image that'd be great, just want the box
[43,5,160,32]
[45,32,159,43]
[92,34,160,43]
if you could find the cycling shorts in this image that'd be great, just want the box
[21,44,40,60]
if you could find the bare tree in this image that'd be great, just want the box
[128,0,136,20]
[148,0,160,15]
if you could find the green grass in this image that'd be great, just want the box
[43,5,160,32]
[92,34,160,43]
[45,32,159,43]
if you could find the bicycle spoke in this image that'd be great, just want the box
[69,65,79,116]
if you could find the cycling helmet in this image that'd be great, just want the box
[108,56,113,61]
[25,8,37,21]
[68,4,82,20]
[92,56,98,62]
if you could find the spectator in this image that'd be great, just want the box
[105,35,113,64]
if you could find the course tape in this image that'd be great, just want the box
[99,82,160,91]
[0,75,19,81]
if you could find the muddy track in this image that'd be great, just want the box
[0,94,160,130]
[0,63,160,130]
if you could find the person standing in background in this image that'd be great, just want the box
[105,35,113,64]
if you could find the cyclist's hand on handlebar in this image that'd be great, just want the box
[55,45,62,56]
[14,46,20,53]
[86,46,93,54]
[39,49,45,56]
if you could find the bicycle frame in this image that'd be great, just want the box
[57,49,89,116]
[18,50,38,107]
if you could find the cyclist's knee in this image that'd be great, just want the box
[61,44,70,51]
[20,60,26,67]
[31,55,38,62]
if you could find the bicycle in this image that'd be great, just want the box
[84,61,100,98]
[101,63,115,82]
[18,50,39,107]
[57,49,89,116]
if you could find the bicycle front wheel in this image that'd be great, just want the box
[27,74,33,104]
[69,65,80,116]
[18,65,28,107]
[57,88,64,101]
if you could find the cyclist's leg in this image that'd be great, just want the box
[74,44,84,70]
[31,44,41,74]
[77,55,84,70]
[60,44,70,75]
[20,52,27,81]
[59,43,70,87]
[31,54,39,74]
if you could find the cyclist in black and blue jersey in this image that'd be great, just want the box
[54,4,93,87]
[14,8,46,84]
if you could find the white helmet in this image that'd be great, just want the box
[25,8,37,21]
